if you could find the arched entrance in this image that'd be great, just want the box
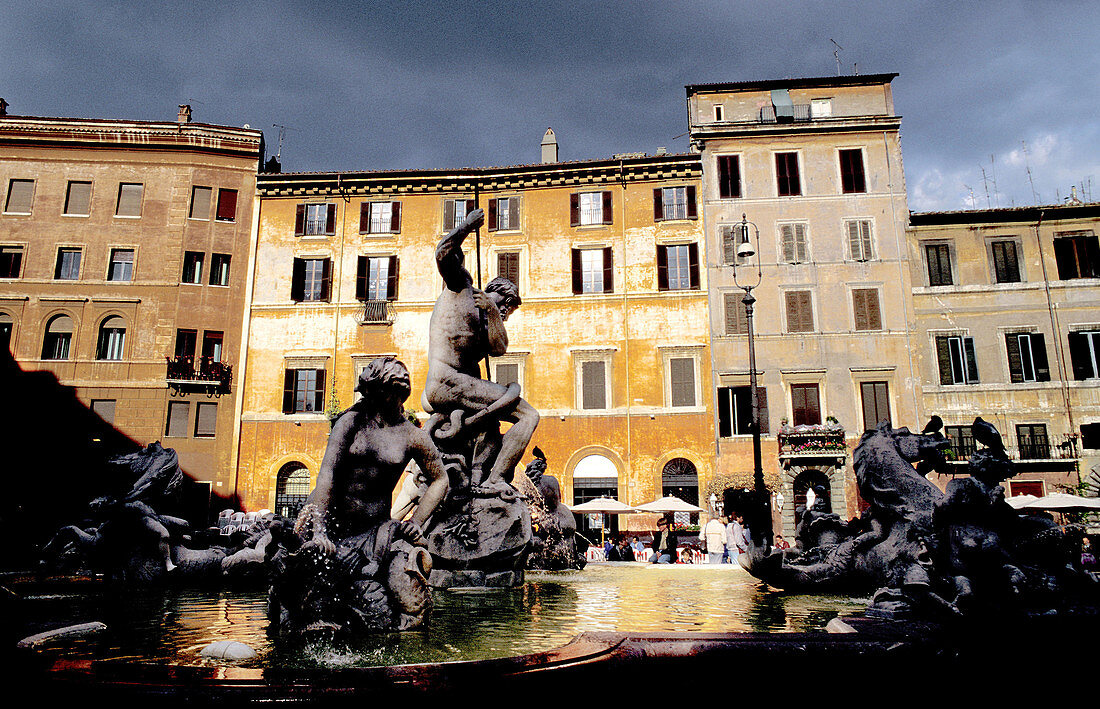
[662,457,699,525]
[571,454,619,543]
[792,469,831,515]
[275,462,311,520]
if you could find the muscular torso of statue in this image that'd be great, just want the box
[327,416,421,534]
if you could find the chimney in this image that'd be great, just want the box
[0,98,8,116]
[540,127,558,164]
[177,104,192,124]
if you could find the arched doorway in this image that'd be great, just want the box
[662,457,699,525]
[571,453,619,543]
[275,462,311,520]
[792,469,831,515]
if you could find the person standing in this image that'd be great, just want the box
[702,515,727,564]
[726,513,749,563]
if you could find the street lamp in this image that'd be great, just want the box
[730,214,773,550]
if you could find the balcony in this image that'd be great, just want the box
[166,355,232,395]
[778,425,848,468]
[759,104,812,123]
[357,299,394,325]
[944,433,1079,473]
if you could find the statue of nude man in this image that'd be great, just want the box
[423,208,539,487]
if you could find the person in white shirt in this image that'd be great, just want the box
[726,513,749,563]
[701,516,727,564]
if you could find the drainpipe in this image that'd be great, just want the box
[619,159,632,505]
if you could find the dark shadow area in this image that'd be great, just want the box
[0,348,241,568]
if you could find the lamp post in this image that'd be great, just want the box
[730,214,773,549]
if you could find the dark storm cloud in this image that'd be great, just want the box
[2,0,1096,209]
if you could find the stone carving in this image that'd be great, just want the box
[417,208,535,589]
[517,447,587,570]
[266,357,449,636]
[744,418,1093,619]
[40,442,224,583]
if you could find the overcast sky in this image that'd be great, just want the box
[2,1,1097,211]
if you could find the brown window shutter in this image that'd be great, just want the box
[487,198,498,231]
[443,199,455,231]
[602,191,613,224]
[786,291,813,332]
[717,387,732,437]
[935,337,954,384]
[653,188,664,221]
[283,369,295,413]
[390,201,401,232]
[509,196,520,229]
[721,226,736,265]
[569,194,580,226]
[656,245,669,290]
[853,290,867,330]
[571,249,582,294]
[216,189,238,221]
[781,225,796,262]
[686,186,697,219]
[848,221,863,260]
[757,387,770,434]
[1032,333,1049,381]
[320,259,332,302]
[1005,333,1024,383]
[963,337,980,382]
[291,258,305,302]
[602,247,614,293]
[387,255,399,300]
[1068,332,1092,380]
[359,203,370,233]
[724,292,748,335]
[325,204,337,235]
[853,289,880,330]
[314,370,326,413]
[355,256,367,300]
[581,360,606,409]
[688,242,700,289]
[295,205,305,235]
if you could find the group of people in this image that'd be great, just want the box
[602,535,643,562]
[599,512,795,565]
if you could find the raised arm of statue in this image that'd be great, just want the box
[435,208,485,292]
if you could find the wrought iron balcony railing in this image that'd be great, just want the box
[946,434,1079,462]
[357,299,394,325]
[759,104,812,123]
[777,426,847,458]
[166,355,232,392]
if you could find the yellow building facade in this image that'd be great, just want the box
[908,204,1100,497]
[686,75,920,536]
[237,152,714,534]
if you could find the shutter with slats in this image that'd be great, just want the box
[390,202,401,232]
[386,255,399,300]
[963,337,979,383]
[5,179,34,214]
[488,198,498,232]
[992,241,1020,282]
[653,188,664,221]
[571,249,582,294]
[569,194,580,227]
[313,370,326,413]
[325,204,337,235]
[319,259,332,302]
[117,183,143,217]
[717,387,732,437]
[359,203,370,233]
[785,291,813,332]
[443,200,455,231]
[581,360,606,409]
[282,370,296,413]
[1032,333,1050,381]
[757,388,770,435]
[602,191,612,224]
[670,358,695,406]
[295,205,305,235]
[291,259,305,302]
[355,256,367,300]
[724,292,749,335]
[686,186,697,219]
[656,246,669,290]
[721,225,737,265]
[688,243,700,289]
[853,289,881,330]
[935,336,954,384]
[195,403,217,437]
[1005,333,1024,383]
[602,247,613,293]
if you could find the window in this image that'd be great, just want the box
[810,98,832,118]
[209,253,231,286]
[1016,424,1050,460]
[717,156,741,199]
[570,192,611,227]
[580,360,607,410]
[925,243,953,286]
[784,291,814,333]
[1081,423,1100,449]
[668,357,696,407]
[495,362,519,387]
[182,251,204,284]
[790,383,821,426]
[189,186,212,219]
[723,292,750,335]
[936,335,980,384]
[54,248,82,280]
[359,201,401,234]
[0,246,22,278]
[657,243,700,291]
[107,249,134,282]
[945,425,976,458]
[0,314,12,350]
[216,189,237,222]
[571,247,613,294]
[91,399,116,424]
[356,255,398,301]
[852,288,882,331]
[847,220,874,261]
[283,368,326,413]
[779,223,809,263]
[165,401,189,437]
[1053,231,1100,279]
[1068,330,1100,380]
[719,225,740,265]
[775,153,801,196]
[291,258,332,302]
[96,316,126,360]
[4,179,34,214]
[717,386,769,436]
[443,198,474,231]
[295,203,336,236]
[860,381,890,430]
[115,183,143,217]
[839,149,866,193]
[1005,332,1049,382]
[175,328,197,359]
[64,181,92,215]
[275,463,312,519]
[497,251,520,289]
[489,196,520,231]
[653,186,697,221]
[202,331,223,362]
[42,315,74,360]
[194,402,217,438]
[991,240,1021,283]
[713,104,724,122]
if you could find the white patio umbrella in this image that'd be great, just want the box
[634,495,706,514]
[569,497,637,547]
[1007,494,1039,509]
[1022,492,1100,511]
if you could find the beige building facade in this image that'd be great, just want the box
[686,75,920,536]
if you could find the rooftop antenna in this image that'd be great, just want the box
[989,154,1000,208]
[829,39,843,76]
[272,123,293,161]
[979,166,992,209]
[963,184,976,209]
[1021,141,1040,205]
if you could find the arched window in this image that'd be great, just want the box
[572,453,620,541]
[42,314,74,360]
[793,469,832,514]
[275,463,311,520]
[96,315,126,361]
[0,312,12,351]
[662,458,699,506]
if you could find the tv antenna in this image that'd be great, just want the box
[829,39,843,76]
[272,123,294,161]
[963,184,976,208]
[1021,141,1040,205]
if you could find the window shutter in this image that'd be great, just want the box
[509,196,520,230]
[1032,333,1050,381]
[488,198,498,232]
[653,188,664,221]
[686,186,697,219]
[1053,238,1077,279]
[4,179,33,213]
[195,402,218,437]
[602,247,614,293]
[853,289,880,330]
[1069,332,1092,380]
[359,203,370,233]
[963,337,980,383]
[781,225,796,262]
[656,246,669,290]
[724,292,749,335]
[721,226,736,265]
[717,387,732,438]
[355,256,367,300]
[324,204,336,235]
[602,191,612,224]
[443,200,455,231]
[295,204,305,235]
[670,358,695,406]
[390,202,401,233]
[190,186,212,219]
[291,258,305,302]
[313,369,326,414]
[1005,333,1023,383]
[117,183,143,216]
[216,189,237,221]
[848,222,863,260]
[794,224,807,261]
[283,370,295,413]
[718,156,740,199]
[569,194,580,227]
[688,243,700,289]
[757,388,770,435]
[571,249,582,294]
[387,255,399,300]
[786,291,812,332]
[992,241,1020,282]
[935,336,954,384]
[320,259,332,302]
[581,360,606,409]
[65,181,91,215]
[1087,235,1100,278]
